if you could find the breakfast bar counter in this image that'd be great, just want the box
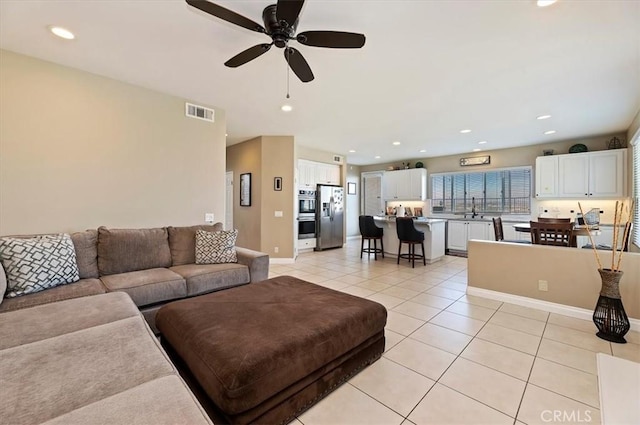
[374,217,446,263]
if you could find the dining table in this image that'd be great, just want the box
[512,222,601,237]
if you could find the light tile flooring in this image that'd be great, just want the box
[268,239,640,425]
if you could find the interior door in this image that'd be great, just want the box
[362,172,384,216]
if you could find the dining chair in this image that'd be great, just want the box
[492,217,531,244]
[537,217,571,223]
[530,220,575,247]
[359,215,384,260]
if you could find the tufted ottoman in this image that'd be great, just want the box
[156,275,387,425]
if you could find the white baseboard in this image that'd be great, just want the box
[346,235,360,241]
[467,287,640,332]
[269,258,296,264]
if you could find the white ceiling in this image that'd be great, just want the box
[1,0,639,165]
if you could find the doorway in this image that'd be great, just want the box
[225,171,233,230]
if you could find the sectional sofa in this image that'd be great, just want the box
[0,224,269,331]
[0,224,269,424]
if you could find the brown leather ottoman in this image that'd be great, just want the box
[156,275,386,425]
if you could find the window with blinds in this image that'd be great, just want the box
[431,167,532,214]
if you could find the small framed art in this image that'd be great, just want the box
[347,182,356,195]
[240,173,251,206]
[274,177,282,191]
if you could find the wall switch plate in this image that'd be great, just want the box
[538,280,548,291]
[274,247,279,253]
[275,211,283,217]
[205,213,214,223]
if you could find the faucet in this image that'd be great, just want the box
[471,197,477,218]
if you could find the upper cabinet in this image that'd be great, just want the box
[383,168,427,201]
[535,156,558,198]
[298,159,341,188]
[535,149,626,199]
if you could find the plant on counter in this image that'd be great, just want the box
[579,200,633,343]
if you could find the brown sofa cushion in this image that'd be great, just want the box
[98,227,172,275]
[168,224,223,266]
[156,275,387,415]
[70,230,99,279]
[0,278,105,314]
[100,268,186,307]
[170,263,249,296]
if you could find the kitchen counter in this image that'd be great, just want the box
[374,216,446,263]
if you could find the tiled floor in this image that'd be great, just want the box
[268,239,640,425]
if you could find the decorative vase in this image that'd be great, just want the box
[593,268,630,343]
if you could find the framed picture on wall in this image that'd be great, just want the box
[274,177,282,191]
[240,173,251,206]
[347,182,356,195]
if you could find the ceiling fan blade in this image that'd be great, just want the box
[186,0,265,33]
[225,44,272,68]
[285,47,314,83]
[296,31,366,48]
[276,0,305,26]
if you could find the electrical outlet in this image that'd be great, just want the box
[204,213,214,223]
[538,280,548,291]
[274,247,279,253]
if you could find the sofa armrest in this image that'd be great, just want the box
[235,247,269,283]
[0,264,6,304]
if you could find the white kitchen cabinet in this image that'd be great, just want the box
[383,168,426,201]
[447,220,492,251]
[298,160,341,188]
[535,156,558,198]
[316,162,341,185]
[554,150,625,199]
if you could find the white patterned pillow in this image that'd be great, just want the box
[195,229,238,264]
[0,234,80,298]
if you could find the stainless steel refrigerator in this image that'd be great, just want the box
[315,184,344,251]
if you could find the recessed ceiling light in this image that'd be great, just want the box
[478,141,487,145]
[537,0,557,7]
[49,26,75,40]
[374,155,381,159]
[473,148,482,152]
[460,129,472,134]
[348,149,356,153]
[537,114,552,120]
[281,104,292,112]
[419,149,426,153]
[544,130,557,135]
[392,141,401,145]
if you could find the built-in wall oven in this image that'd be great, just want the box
[298,190,317,239]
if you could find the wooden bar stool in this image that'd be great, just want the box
[396,217,425,268]
[359,215,384,260]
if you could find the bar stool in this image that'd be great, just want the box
[359,215,384,260]
[396,217,425,268]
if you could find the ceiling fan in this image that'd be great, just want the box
[185,0,366,82]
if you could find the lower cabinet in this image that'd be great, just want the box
[447,221,493,251]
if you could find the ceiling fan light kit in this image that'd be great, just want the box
[185,0,365,83]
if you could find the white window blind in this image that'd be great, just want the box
[430,167,531,215]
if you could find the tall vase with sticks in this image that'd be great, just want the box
[579,201,633,343]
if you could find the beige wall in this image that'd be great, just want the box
[226,137,262,251]
[226,136,295,258]
[0,50,226,235]
[468,240,639,320]
[361,133,626,176]
[345,164,361,237]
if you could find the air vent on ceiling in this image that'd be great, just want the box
[185,102,215,122]
[332,155,344,164]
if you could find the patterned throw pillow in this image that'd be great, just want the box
[195,229,238,264]
[0,234,80,298]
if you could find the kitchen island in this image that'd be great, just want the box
[374,217,446,263]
